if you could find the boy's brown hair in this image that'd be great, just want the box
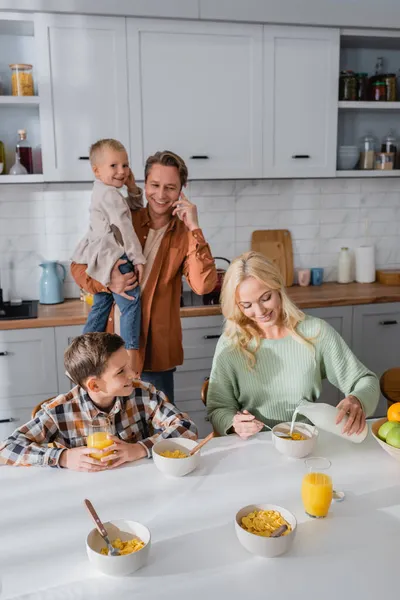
[89,138,127,166]
[144,150,188,188]
[64,332,125,388]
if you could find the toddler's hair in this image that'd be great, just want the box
[89,138,127,166]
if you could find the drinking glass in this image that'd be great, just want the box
[301,457,333,518]
[86,423,113,460]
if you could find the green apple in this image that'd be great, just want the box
[378,421,400,441]
[386,426,400,449]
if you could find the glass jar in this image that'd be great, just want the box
[384,74,397,101]
[9,63,34,96]
[372,80,386,101]
[356,73,368,101]
[359,135,376,170]
[339,71,357,101]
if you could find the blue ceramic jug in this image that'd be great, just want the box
[39,261,66,304]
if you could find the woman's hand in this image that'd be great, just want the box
[109,259,138,300]
[336,395,366,435]
[101,436,147,468]
[232,410,264,440]
[172,192,200,232]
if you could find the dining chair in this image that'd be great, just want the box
[380,368,400,409]
[31,397,56,419]
[201,378,209,406]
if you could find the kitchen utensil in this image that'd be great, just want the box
[302,457,333,518]
[152,438,200,477]
[251,230,294,286]
[263,423,292,438]
[355,246,375,283]
[359,134,376,170]
[298,269,311,286]
[310,268,324,286]
[203,256,230,305]
[256,241,287,282]
[376,269,400,285]
[272,423,318,458]
[270,524,288,538]
[39,261,66,304]
[84,499,119,556]
[189,431,214,455]
[337,146,359,170]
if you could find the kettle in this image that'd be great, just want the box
[203,257,231,306]
[39,261,66,304]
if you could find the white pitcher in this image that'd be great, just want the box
[294,400,368,443]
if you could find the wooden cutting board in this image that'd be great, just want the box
[255,241,287,282]
[251,229,294,286]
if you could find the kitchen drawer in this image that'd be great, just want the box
[176,356,213,377]
[0,329,58,401]
[0,401,45,440]
[181,315,223,361]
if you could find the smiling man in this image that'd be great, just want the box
[71,151,217,403]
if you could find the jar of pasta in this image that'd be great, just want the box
[9,64,34,96]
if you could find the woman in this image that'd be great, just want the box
[71,150,217,402]
[207,251,379,439]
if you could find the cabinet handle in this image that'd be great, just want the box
[203,335,221,340]
[292,154,311,159]
[0,418,14,423]
[190,155,209,160]
[0,351,8,356]
[78,156,90,160]
[379,320,398,326]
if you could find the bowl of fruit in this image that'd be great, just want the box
[371,402,400,462]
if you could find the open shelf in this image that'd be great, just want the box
[339,101,400,110]
[336,170,400,178]
[0,174,44,183]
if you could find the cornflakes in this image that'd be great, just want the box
[100,537,145,556]
[241,510,291,538]
[159,449,188,459]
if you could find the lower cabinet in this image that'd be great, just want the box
[55,325,83,393]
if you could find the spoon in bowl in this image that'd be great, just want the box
[84,499,119,556]
[189,432,215,456]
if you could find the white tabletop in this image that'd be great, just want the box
[1,428,400,600]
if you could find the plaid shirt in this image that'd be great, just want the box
[0,382,197,468]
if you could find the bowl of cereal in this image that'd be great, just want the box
[86,519,151,576]
[152,438,200,477]
[272,422,317,459]
[235,504,297,558]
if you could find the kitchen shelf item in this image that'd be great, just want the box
[16,129,33,174]
[9,63,34,96]
[337,247,353,284]
[9,152,27,175]
[338,101,400,110]
[339,70,357,101]
[356,72,368,101]
[359,135,376,170]
[251,230,294,287]
[337,145,359,170]
[376,269,400,285]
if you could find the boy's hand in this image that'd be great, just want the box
[101,436,147,468]
[126,168,137,193]
[134,263,144,284]
[59,447,108,472]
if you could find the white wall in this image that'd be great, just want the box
[0,176,399,301]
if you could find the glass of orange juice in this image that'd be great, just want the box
[86,424,114,460]
[301,457,333,518]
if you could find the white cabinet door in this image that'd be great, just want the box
[36,14,130,181]
[54,325,83,393]
[0,328,58,410]
[263,26,339,178]
[128,19,263,179]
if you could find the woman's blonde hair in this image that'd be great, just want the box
[221,251,312,368]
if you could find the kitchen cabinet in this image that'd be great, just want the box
[35,13,130,181]
[55,325,83,393]
[127,19,263,179]
[263,26,339,178]
[352,303,400,417]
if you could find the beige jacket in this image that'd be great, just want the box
[72,179,146,286]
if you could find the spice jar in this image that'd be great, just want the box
[359,135,376,170]
[372,80,386,101]
[384,74,397,101]
[339,71,357,101]
[356,73,368,101]
[9,64,34,96]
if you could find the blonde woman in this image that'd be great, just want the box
[207,252,379,440]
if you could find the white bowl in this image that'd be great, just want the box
[152,438,200,477]
[371,418,400,462]
[272,422,318,458]
[235,504,297,558]
[86,519,151,576]
[338,145,359,153]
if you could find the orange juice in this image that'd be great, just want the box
[301,472,333,518]
[87,431,113,460]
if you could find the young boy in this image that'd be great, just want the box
[72,139,145,372]
[0,333,197,470]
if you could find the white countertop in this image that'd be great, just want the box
[1,428,400,600]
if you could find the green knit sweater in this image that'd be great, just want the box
[207,315,379,435]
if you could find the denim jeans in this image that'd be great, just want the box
[141,369,176,405]
[83,254,141,350]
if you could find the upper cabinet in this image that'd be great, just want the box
[35,14,130,181]
[127,19,263,179]
[263,26,339,178]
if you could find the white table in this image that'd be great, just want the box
[1,429,400,600]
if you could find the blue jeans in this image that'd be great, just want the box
[83,254,141,350]
[141,369,176,405]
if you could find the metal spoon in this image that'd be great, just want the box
[270,524,288,538]
[84,499,119,556]
[263,424,294,439]
[333,490,345,502]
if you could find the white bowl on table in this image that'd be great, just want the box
[152,438,200,477]
[272,422,317,458]
[235,503,297,558]
[371,418,400,463]
[86,519,151,576]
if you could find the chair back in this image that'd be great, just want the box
[201,378,209,406]
[31,397,55,419]
[380,368,400,408]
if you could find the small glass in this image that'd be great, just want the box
[86,423,113,460]
[301,457,333,519]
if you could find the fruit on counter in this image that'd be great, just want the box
[387,402,400,422]
[386,426,400,449]
[378,420,400,442]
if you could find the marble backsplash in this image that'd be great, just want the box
[0,176,399,300]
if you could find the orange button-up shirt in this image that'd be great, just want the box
[71,207,217,373]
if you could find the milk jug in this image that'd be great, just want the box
[293,400,368,443]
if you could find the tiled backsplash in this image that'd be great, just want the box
[0,177,399,300]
